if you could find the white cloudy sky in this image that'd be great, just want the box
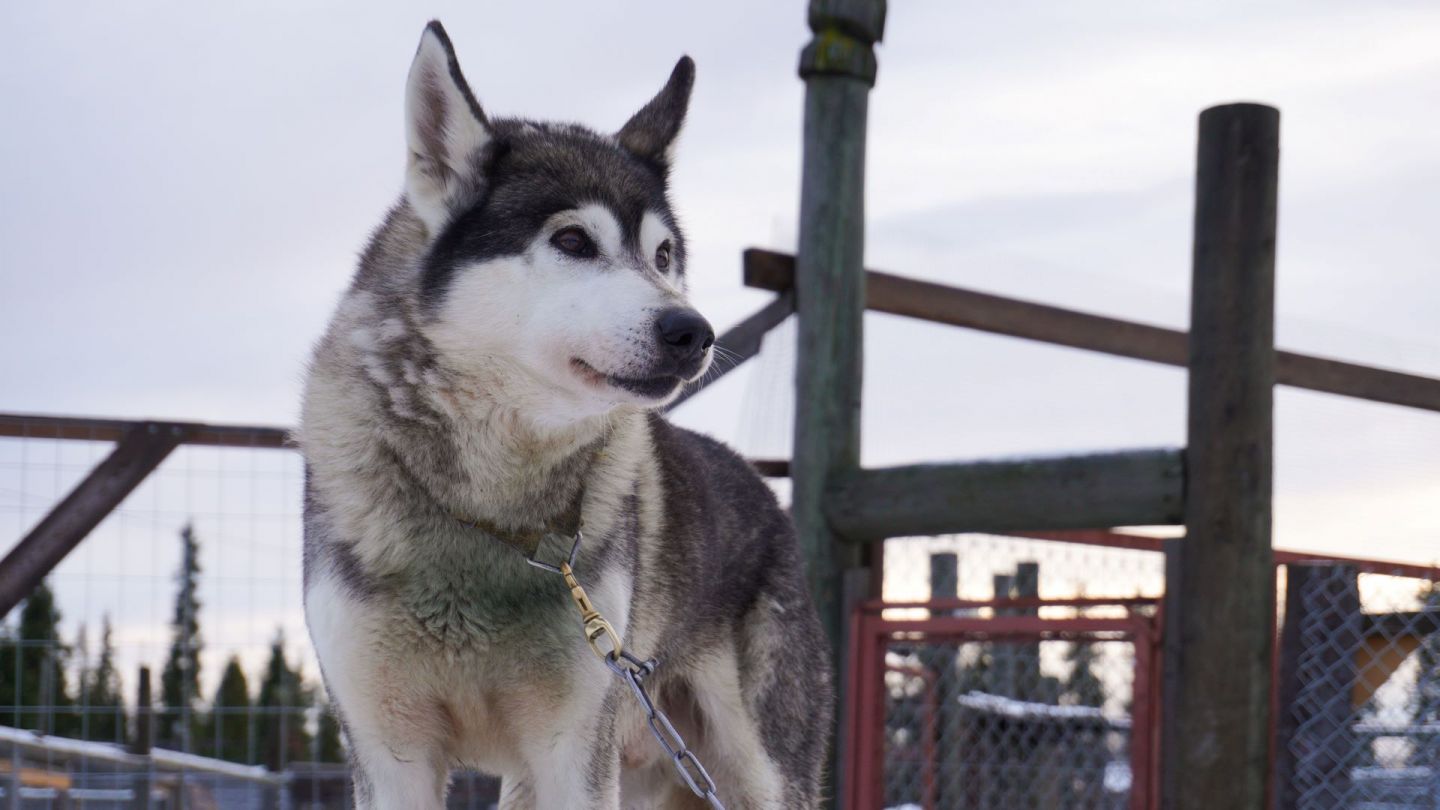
[1,0,1439,691]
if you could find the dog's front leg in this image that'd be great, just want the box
[517,687,621,810]
[347,735,449,810]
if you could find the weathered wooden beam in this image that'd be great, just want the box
[0,413,290,448]
[793,0,886,806]
[0,423,186,616]
[744,248,1440,413]
[1162,103,1279,810]
[749,458,790,478]
[665,292,794,413]
[826,449,1184,540]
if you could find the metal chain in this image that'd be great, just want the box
[524,531,727,810]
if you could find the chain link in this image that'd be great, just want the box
[522,532,726,809]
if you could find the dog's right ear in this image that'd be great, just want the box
[405,21,490,236]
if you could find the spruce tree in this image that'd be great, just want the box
[1,582,78,735]
[159,523,203,751]
[208,656,252,763]
[256,631,312,771]
[315,698,345,763]
[1062,641,1107,708]
[84,615,127,743]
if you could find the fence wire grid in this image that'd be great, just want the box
[1277,564,1440,809]
[0,423,499,808]
[3,405,1439,810]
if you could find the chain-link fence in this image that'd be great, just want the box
[849,594,1159,810]
[1276,563,1440,809]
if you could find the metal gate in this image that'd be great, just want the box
[846,598,1161,810]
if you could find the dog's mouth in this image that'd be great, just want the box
[570,358,685,400]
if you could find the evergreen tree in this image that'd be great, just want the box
[159,523,203,751]
[255,631,312,771]
[314,698,345,763]
[0,582,78,735]
[1062,641,1107,708]
[206,656,252,763]
[83,616,127,743]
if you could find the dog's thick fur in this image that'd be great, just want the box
[298,22,831,809]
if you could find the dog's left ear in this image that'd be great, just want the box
[616,56,695,171]
[405,21,491,235]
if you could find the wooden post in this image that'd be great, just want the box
[1014,562,1041,701]
[927,553,961,809]
[929,553,958,607]
[1274,564,1361,809]
[991,574,1015,698]
[1162,103,1279,809]
[131,666,153,810]
[792,0,886,804]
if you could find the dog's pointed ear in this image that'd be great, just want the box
[616,56,695,171]
[405,21,490,235]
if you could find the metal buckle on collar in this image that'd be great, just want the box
[524,530,583,574]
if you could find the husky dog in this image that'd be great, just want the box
[298,21,831,809]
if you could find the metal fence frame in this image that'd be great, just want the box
[846,597,1163,810]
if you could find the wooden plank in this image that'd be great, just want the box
[664,292,793,413]
[1162,103,1279,810]
[1353,633,1421,709]
[793,2,886,806]
[748,458,790,478]
[743,248,1440,413]
[0,424,186,616]
[0,413,291,448]
[826,449,1184,540]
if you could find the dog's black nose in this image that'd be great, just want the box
[655,308,714,364]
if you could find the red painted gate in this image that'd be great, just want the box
[845,597,1162,810]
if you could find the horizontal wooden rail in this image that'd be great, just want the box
[744,248,1440,413]
[827,448,1185,540]
[0,414,793,478]
[0,413,291,448]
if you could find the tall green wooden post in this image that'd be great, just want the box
[1162,103,1279,809]
[792,0,886,804]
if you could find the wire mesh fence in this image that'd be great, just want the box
[4,409,1439,809]
[880,533,1168,605]
[0,418,501,808]
[1276,563,1440,809]
[850,597,1158,810]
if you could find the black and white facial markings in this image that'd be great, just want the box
[400,22,710,422]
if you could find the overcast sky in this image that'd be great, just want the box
[2,0,1439,685]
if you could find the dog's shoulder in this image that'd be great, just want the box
[644,413,777,505]
[642,413,794,575]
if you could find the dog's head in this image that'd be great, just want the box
[400,21,711,424]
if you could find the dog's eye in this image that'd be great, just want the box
[552,227,596,259]
[655,241,672,272]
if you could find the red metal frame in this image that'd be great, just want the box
[884,663,939,810]
[846,598,1163,810]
